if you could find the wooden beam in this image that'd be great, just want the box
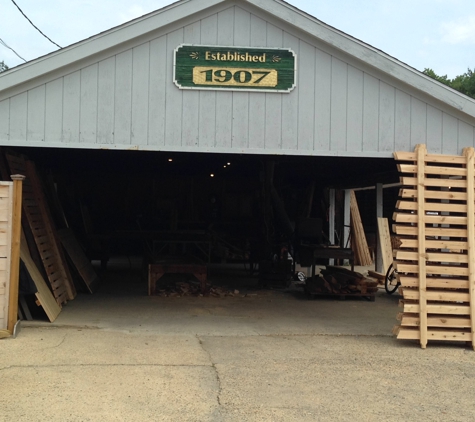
[463,147,475,350]
[7,175,24,334]
[416,144,428,349]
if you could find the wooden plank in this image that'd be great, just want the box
[396,250,468,264]
[416,144,428,349]
[396,263,469,276]
[399,189,467,201]
[20,239,61,322]
[397,327,471,341]
[57,228,99,293]
[398,163,467,177]
[396,200,467,213]
[463,147,475,350]
[400,314,471,328]
[394,151,467,164]
[402,289,470,302]
[7,177,22,334]
[394,225,468,238]
[399,238,467,251]
[399,275,469,289]
[403,302,470,315]
[377,217,393,273]
[394,213,467,226]
[401,176,467,189]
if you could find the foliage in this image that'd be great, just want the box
[0,60,8,73]
[423,68,475,99]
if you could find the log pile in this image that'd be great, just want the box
[152,278,243,298]
[350,191,373,266]
[305,266,378,298]
[392,144,475,349]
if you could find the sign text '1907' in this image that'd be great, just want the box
[192,66,278,88]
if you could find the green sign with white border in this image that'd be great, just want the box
[174,44,296,93]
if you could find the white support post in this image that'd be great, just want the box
[329,189,335,265]
[376,183,383,273]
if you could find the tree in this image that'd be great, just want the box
[423,67,475,99]
[0,60,8,73]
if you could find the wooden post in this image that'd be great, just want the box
[7,174,25,334]
[463,147,475,350]
[375,183,383,273]
[343,190,351,265]
[416,145,427,349]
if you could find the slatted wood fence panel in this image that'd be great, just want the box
[393,144,475,348]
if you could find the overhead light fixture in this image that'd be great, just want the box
[168,158,173,162]
[210,173,215,177]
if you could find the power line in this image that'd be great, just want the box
[10,0,62,49]
[0,37,26,62]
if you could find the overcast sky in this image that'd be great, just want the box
[1,0,475,78]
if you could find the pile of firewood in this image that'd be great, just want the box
[154,280,242,298]
[305,266,378,296]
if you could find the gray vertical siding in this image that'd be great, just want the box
[1,5,474,157]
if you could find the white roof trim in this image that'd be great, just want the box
[1,0,474,118]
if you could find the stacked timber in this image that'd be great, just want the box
[350,191,373,266]
[305,266,378,299]
[392,144,475,349]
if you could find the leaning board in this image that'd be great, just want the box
[392,145,475,349]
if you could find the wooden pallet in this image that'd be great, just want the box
[392,144,475,349]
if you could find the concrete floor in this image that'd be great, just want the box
[2,258,475,421]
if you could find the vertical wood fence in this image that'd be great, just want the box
[393,144,475,348]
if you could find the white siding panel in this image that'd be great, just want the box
[63,72,80,144]
[410,97,427,148]
[232,8,251,149]
[427,105,443,153]
[149,36,167,147]
[45,79,63,143]
[214,9,233,149]
[265,23,283,150]
[131,43,150,146]
[362,73,379,152]
[0,99,9,141]
[330,58,347,151]
[314,49,331,151]
[97,57,115,144]
[165,29,184,147]
[9,93,27,142]
[281,32,299,151]
[198,15,221,149]
[394,89,411,151]
[458,120,475,150]
[80,64,98,144]
[114,50,133,145]
[379,81,395,152]
[248,14,267,150]
[297,41,315,151]
[182,22,201,148]
[27,85,45,142]
[346,66,363,152]
[442,113,458,154]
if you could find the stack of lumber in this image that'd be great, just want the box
[350,191,373,266]
[392,144,475,349]
[0,149,100,322]
[305,266,378,300]
[152,278,241,298]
